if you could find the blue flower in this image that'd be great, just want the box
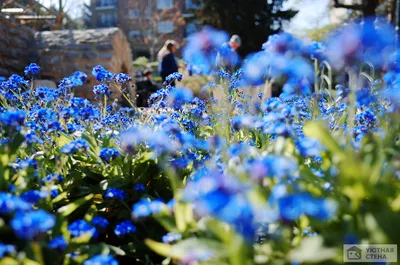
[10,210,55,239]
[0,192,31,214]
[42,173,65,184]
[164,72,183,85]
[50,189,59,198]
[24,63,40,78]
[93,84,112,98]
[25,132,43,145]
[326,19,396,69]
[91,216,109,229]
[49,236,68,250]
[92,65,115,82]
[132,199,152,218]
[168,87,193,109]
[183,26,229,74]
[162,232,182,244]
[114,220,136,236]
[84,255,119,265]
[115,73,131,84]
[68,220,97,238]
[104,188,126,200]
[0,243,15,258]
[99,148,120,163]
[134,184,146,192]
[0,111,25,130]
[278,193,337,221]
[21,190,49,204]
[356,88,376,107]
[61,139,89,154]
[296,137,325,157]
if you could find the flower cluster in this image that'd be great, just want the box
[0,19,398,265]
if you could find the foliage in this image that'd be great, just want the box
[0,18,399,265]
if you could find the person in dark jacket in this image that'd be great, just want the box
[160,42,179,85]
[136,69,160,107]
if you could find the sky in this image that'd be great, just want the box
[39,0,331,32]
[39,0,90,18]
[284,0,331,33]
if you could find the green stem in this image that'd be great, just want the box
[103,95,107,119]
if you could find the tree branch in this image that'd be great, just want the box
[333,0,365,11]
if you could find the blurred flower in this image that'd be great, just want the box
[0,111,25,131]
[0,192,31,214]
[61,139,89,154]
[83,255,118,265]
[326,19,396,69]
[132,199,166,218]
[42,173,65,184]
[183,26,229,74]
[296,137,325,157]
[162,232,182,244]
[91,216,109,229]
[68,220,97,238]
[11,210,55,239]
[278,193,337,221]
[168,87,193,110]
[49,236,68,250]
[104,188,126,200]
[0,243,15,258]
[134,184,146,192]
[21,190,49,204]
[114,220,136,236]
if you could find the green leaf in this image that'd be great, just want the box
[303,121,344,158]
[22,259,41,265]
[146,238,225,261]
[289,236,337,263]
[145,239,174,258]
[175,202,193,232]
[0,258,19,265]
[57,194,94,217]
[54,133,71,148]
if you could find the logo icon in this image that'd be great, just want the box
[346,246,362,260]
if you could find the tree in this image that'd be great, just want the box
[191,0,297,56]
[332,0,389,17]
[137,0,184,61]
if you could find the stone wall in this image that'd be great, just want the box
[0,16,35,77]
[33,27,134,99]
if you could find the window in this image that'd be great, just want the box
[129,30,142,40]
[157,0,173,10]
[98,0,115,7]
[128,9,140,18]
[99,13,117,27]
[158,21,174,33]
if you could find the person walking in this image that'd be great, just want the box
[215,35,241,74]
[158,40,179,85]
[136,69,160,107]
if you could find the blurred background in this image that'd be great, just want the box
[0,0,397,94]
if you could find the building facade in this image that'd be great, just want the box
[90,0,200,59]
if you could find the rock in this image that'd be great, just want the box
[33,28,134,100]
